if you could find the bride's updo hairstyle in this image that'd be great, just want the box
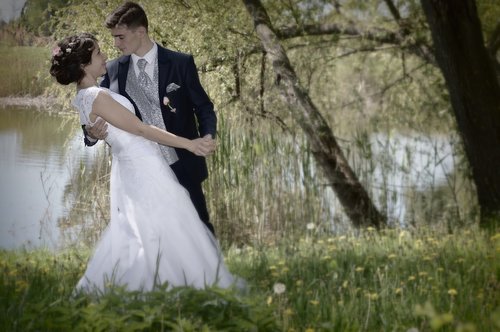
[49,33,97,85]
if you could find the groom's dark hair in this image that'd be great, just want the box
[105,1,148,32]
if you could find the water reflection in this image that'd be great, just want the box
[0,106,100,250]
[368,132,462,226]
[0,106,475,249]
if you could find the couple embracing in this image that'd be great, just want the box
[50,1,243,292]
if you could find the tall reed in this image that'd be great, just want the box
[0,45,50,97]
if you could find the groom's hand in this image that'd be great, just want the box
[190,136,216,156]
[202,134,217,155]
[86,118,108,140]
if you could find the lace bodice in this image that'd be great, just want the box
[72,86,161,159]
[73,86,134,125]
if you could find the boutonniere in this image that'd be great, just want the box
[163,97,176,113]
[166,82,180,93]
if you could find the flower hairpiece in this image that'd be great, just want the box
[52,46,61,57]
[65,48,72,54]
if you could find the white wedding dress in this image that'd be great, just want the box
[73,86,240,292]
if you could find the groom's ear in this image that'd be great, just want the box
[136,26,147,37]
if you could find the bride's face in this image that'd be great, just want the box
[84,44,107,79]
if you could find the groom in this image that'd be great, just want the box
[84,1,217,235]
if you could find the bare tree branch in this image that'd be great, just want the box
[383,0,402,21]
[276,22,402,44]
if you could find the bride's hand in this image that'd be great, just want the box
[86,117,108,140]
[188,137,216,156]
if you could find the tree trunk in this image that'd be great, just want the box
[241,0,386,228]
[421,0,500,226]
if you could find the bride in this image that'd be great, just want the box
[50,33,242,292]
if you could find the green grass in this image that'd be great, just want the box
[0,45,51,97]
[1,227,498,331]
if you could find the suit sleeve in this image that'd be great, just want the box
[185,56,217,138]
[81,125,98,146]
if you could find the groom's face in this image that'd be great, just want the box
[110,25,142,56]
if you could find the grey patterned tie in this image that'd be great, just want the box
[137,58,152,88]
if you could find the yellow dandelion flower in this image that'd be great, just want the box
[388,254,397,260]
[355,267,364,272]
[267,296,273,305]
[310,300,320,306]
[437,267,444,272]
[342,280,349,288]
[15,280,28,292]
[339,235,346,241]
[284,308,294,316]
[269,265,277,270]
[422,256,432,261]
[490,233,500,241]
[447,289,458,296]
[296,280,303,287]
[305,328,315,332]
[408,275,416,281]
[395,288,403,295]
[365,292,379,300]
[418,272,428,277]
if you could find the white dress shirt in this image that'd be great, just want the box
[131,43,157,82]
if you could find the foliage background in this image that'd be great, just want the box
[29,0,486,245]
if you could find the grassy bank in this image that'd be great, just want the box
[1,227,498,331]
[0,46,51,97]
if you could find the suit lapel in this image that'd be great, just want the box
[157,45,171,102]
[118,55,130,95]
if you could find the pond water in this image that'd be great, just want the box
[0,106,101,250]
[0,105,466,250]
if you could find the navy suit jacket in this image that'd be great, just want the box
[89,44,217,184]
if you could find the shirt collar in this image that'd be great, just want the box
[131,42,157,65]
